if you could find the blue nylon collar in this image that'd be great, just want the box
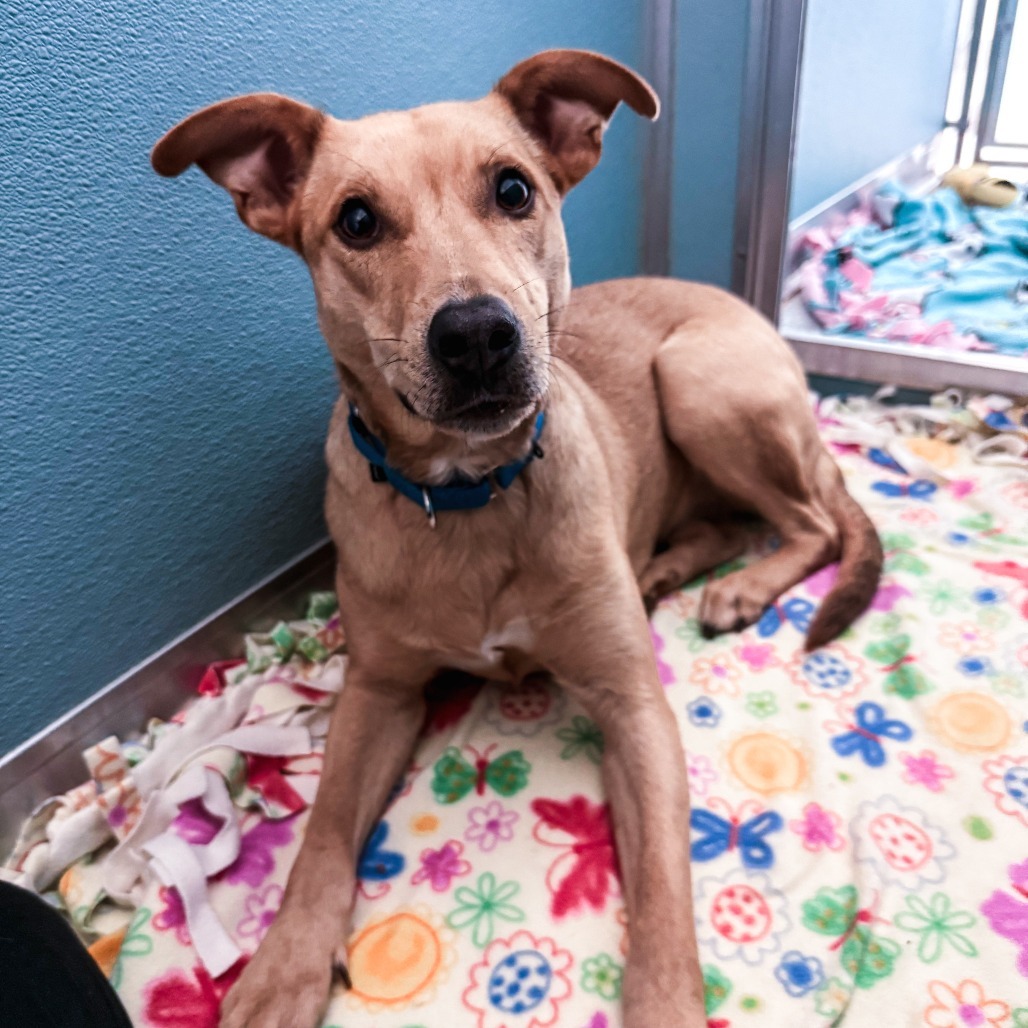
[347,405,545,521]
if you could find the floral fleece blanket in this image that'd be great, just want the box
[5,391,1028,1028]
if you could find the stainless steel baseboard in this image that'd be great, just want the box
[0,539,336,858]
[787,325,1028,393]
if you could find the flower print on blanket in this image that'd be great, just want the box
[222,815,296,887]
[462,930,573,1028]
[983,755,1028,826]
[411,839,472,892]
[789,803,845,853]
[447,872,526,948]
[152,887,190,946]
[465,801,519,853]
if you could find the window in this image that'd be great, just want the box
[978,0,1028,163]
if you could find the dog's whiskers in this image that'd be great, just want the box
[535,305,567,322]
[540,359,568,404]
[512,276,546,294]
[544,357,571,380]
[544,328,583,342]
[411,381,429,413]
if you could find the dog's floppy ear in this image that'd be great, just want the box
[495,49,659,193]
[151,94,324,249]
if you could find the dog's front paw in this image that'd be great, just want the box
[219,915,346,1028]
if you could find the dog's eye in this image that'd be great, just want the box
[336,198,379,243]
[496,169,533,213]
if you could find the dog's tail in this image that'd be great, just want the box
[805,482,883,652]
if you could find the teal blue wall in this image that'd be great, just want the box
[791,0,963,216]
[1,0,648,752]
[671,0,751,286]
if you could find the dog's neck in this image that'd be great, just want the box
[340,369,543,486]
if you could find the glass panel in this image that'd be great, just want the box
[994,1,1028,143]
[980,144,1028,162]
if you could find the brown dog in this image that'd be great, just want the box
[153,49,882,1028]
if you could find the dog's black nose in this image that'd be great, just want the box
[427,296,522,383]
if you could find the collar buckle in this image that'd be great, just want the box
[421,487,437,529]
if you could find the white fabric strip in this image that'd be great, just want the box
[144,832,242,978]
[131,678,263,795]
[103,728,310,902]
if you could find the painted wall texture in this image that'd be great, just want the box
[671,0,750,287]
[1,0,650,752]
[791,0,963,216]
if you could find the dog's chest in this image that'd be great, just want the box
[449,616,536,679]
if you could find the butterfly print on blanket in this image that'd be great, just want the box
[980,857,1028,977]
[829,702,913,767]
[531,794,620,918]
[691,798,784,870]
[431,745,531,804]
[758,597,816,638]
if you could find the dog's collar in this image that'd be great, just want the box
[347,405,545,527]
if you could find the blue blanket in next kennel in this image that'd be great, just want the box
[821,183,1028,356]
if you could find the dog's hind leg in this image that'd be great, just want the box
[696,477,839,636]
[652,327,845,639]
[638,519,748,613]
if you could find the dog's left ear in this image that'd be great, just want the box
[495,49,659,194]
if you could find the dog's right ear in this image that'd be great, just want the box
[151,94,324,249]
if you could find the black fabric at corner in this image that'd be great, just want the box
[0,880,133,1027]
